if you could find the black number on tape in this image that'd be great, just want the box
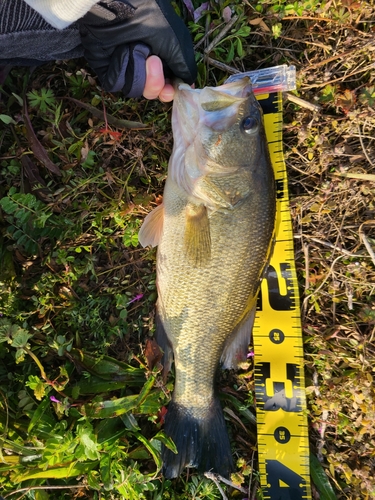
[255,362,302,412]
[265,460,307,500]
[265,263,295,311]
[269,329,285,344]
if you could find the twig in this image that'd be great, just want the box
[62,96,147,129]
[303,243,310,291]
[358,124,375,167]
[204,472,228,500]
[204,15,239,55]
[300,41,374,70]
[194,22,225,51]
[205,56,240,74]
[369,326,375,344]
[250,479,259,500]
[346,284,353,310]
[312,372,328,462]
[359,221,375,266]
[4,485,88,498]
[286,93,321,112]
[302,254,346,317]
[302,62,375,89]
[331,171,375,182]
[294,235,365,258]
[204,471,248,494]
[279,34,332,50]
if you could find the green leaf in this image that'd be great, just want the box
[151,431,178,454]
[236,37,243,57]
[121,413,140,431]
[76,422,101,461]
[0,318,13,342]
[15,348,27,364]
[12,92,24,106]
[26,375,48,401]
[11,328,32,348]
[87,470,102,490]
[80,394,139,419]
[0,196,18,214]
[35,490,50,500]
[137,390,161,414]
[236,26,251,37]
[226,40,235,63]
[0,114,16,125]
[134,432,162,471]
[28,398,50,433]
[100,453,113,491]
[310,453,337,500]
[72,377,131,396]
[27,88,56,112]
[359,86,375,106]
[11,460,99,481]
[80,376,157,419]
[69,349,144,383]
[320,84,337,103]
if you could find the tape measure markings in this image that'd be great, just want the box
[254,92,312,499]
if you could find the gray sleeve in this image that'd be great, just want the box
[0,0,51,33]
[0,0,83,62]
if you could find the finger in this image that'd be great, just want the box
[159,82,175,102]
[143,56,165,100]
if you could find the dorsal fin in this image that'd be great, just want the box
[138,203,164,248]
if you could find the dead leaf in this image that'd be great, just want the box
[335,89,356,113]
[81,142,90,162]
[249,17,270,32]
[144,338,163,371]
[104,170,115,185]
[222,6,232,23]
[23,103,62,176]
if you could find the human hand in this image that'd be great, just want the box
[78,0,196,99]
[144,55,174,101]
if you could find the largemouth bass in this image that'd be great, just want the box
[139,77,276,478]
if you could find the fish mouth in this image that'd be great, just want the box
[175,76,252,97]
[174,77,254,134]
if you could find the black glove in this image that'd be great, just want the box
[78,0,197,97]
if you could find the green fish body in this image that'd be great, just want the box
[139,78,276,478]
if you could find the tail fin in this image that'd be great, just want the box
[162,399,234,479]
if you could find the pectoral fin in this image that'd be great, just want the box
[220,305,257,370]
[184,204,211,266]
[194,176,236,210]
[138,203,164,248]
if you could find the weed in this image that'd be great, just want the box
[27,88,56,112]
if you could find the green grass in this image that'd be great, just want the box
[1,1,375,498]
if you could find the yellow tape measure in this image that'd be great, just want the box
[254,92,312,499]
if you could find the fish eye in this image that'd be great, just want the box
[241,116,258,134]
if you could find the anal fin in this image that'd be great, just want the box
[155,312,173,382]
[220,305,256,370]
